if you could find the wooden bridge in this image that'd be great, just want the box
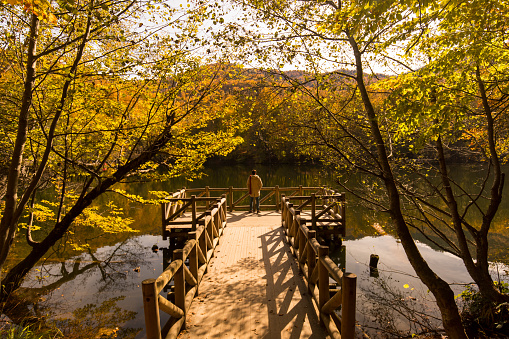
[142,186,357,339]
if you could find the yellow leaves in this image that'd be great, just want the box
[112,189,165,205]
[3,0,58,24]
[30,202,56,222]
[69,242,90,252]
[75,204,138,234]
[403,284,415,291]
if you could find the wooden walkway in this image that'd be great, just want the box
[178,211,329,338]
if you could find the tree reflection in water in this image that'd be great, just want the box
[2,235,163,338]
[56,296,139,338]
[357,267,445,338]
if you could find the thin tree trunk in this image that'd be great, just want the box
[347,33,468,338]
[473,65,508,303]
[0,14,39,276]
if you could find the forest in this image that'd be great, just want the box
[1,0,509,338]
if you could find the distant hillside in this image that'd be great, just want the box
[235,66,388,85]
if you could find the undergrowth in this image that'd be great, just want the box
[459,282,509,338]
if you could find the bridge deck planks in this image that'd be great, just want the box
[178,211,329,339]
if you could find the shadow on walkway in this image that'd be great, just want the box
[260,227,327,339]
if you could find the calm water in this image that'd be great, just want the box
[8,163,509,338]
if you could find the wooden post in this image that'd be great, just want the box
[288,203,294,234]
[199,225,207,271]
[341,273,357,339]
[332,193,339,214]
[191,195,196,231]
[281,195,286,226]
[206,211,213,250]
[161,202,167,241]
[298,226,306,261]
[205,186,210,209]
[311,193,316,230]
[275,185,280,211]
[214,202,220,243]
[180,187,186,217]
[173,249,186,330]
[340,245,346,272]
[221,194,227,223]
[229,186,234,212]
[299,185,303,196]
[307,230,316,295]
[142,279,162,339]
[341,193,346,237]
[188,232,199,295]
[318,246,330,311]
[292,210,300,237]
[169,192,176,217]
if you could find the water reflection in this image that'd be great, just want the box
[344,235,509,338]
[105,163,509,265]
[10,230,508,338]
[10,235,168,338]
[6,163,509,337]
[357,268,444,338]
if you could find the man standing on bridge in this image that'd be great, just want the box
[247,170,263,214]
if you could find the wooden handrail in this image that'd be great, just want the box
[143,196,227,339]
[152,188,347,338]
[168,186,335,213]
[281,195,356,339]
[161,187,343,240]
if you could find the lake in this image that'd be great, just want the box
[7,163,509,338]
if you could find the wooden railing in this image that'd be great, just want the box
[165,185,337,212]
[142,196,227,339]
[283,192,346,237]
[151,187,353,338]
[281,195,357,339]
[161,192,227,240]
[161,187,345,239]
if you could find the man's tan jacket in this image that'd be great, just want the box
[247,175,263,197]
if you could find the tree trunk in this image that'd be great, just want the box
[347,33,468,338]
[436,135,509,304]
[474,65,508,303]
[1,127,173,296]
[0,14,39,276]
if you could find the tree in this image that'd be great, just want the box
[0,0,242,298]
[377,0,509,305]
[218,0,509,336]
